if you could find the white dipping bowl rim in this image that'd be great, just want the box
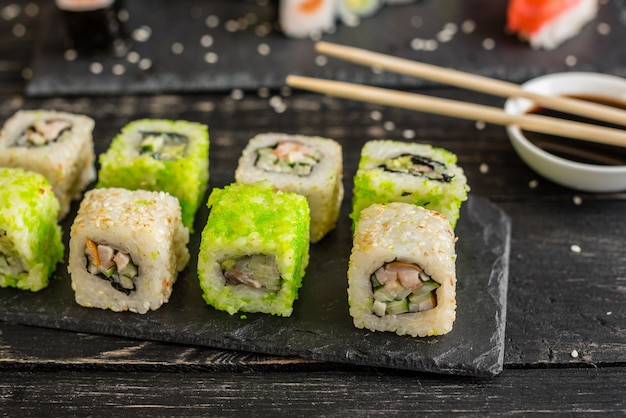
[504,71,626,193]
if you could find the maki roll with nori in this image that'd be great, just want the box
[68,188,190,314]
[197,181,310,317]
[97,119,209,231]
[350,140,469,228]
[235,133,343,243]
[347,202,457,337]
[0,167,64,292]
[0,109,96,219]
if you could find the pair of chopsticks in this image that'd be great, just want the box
[286,42,626,148]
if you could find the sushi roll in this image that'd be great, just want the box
[197,181,310,317]
[235,133,343,243]
[350,140,468,228]
[337,0,383,25]
[68,188,190,314]
[0,167,64,292]
[347,202,457,337]
[507,0,598,50]
[0,109,96,219]
[97,119,209,231]
[279,0,336,38]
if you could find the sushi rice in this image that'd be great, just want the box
[0,109,96,219]
[68,188,190,314]
[235,132,343,243]
[348,202,457,337]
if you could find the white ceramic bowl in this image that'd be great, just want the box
[504,72,626,193]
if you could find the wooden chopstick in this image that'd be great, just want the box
[285,75,626,148]
[315,41,626,128]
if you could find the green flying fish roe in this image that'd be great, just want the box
[350,140,469,229]
[197,181,310,317]
[0,167,64,291]
[97,119,209,232]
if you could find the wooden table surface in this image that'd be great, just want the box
[1,1,624,416]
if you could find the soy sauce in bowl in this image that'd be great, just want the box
[522,95,626,166]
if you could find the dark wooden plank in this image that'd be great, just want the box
[0,368,624,416]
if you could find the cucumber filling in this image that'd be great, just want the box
[221,254,281,292]
[370,260,439,316]
[0,229,27,276]
[14,119,72,147]
[255,140,322,176]
[85,238,138,295]
[139,131,188,161]
[378,153,454,182]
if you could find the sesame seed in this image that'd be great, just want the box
[21,67,32,80]
[230,89,244,100]
[370,110,382,121]
[572,195,582,205]
[461,19,476,33]
[205,15,220,28]
[570,244,582,253]
[315,55,328,66]
[138,58,152,70]
[383,121,396,131]
[132,26,152,42]
[64,49,78,61]
[280,86,292,97]
[200,34,213,47]
[402,129,416,139]
[565,55,577,67]
[126,51,140,63]
[529,179,538,189]
[117,9,129,22]
[89,62,103,74]
[255,22,272,37]
[410,15,423,28]
[269,95,283,108]
[479,163,489,174]
[257,43,271,56]
[204,52,219,64]
[1,4,20,20]
[24,3,39,17]
[570,349,579,358]
[475,120,486,130]
[12,23,26,37]
[257,87,270,98]
[597,22,611,35]
[171,42,184,55]
[112,64,126,75]
[225,19,239,32]
[482,38,495,50]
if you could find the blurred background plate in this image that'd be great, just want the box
[25,0,626,96]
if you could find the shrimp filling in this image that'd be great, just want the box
[221,255,281,292]
[0,229,26,276]
[370,261,440,316]
[379,154,453,182]
[139,131,188,161]
[14,119,72,147]
[85,238,138,295]
[255,140,322,176]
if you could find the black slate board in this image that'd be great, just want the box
[26,0,626,96]
[0,194,510,377]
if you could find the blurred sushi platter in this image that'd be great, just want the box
[26,0,626,96]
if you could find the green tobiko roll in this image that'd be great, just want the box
[350,140,469,228]
[197,181,310,317]
[0,167,64,291]
[97,119,209,231]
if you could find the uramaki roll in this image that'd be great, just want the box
[350,140,469,228]
[0,167,64,291]
[197,181,310,317]
[97,119,209,231]
[235,132,343,243]
[347,202,457,337]
[68,188,190,314]
[0,109,96,219]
